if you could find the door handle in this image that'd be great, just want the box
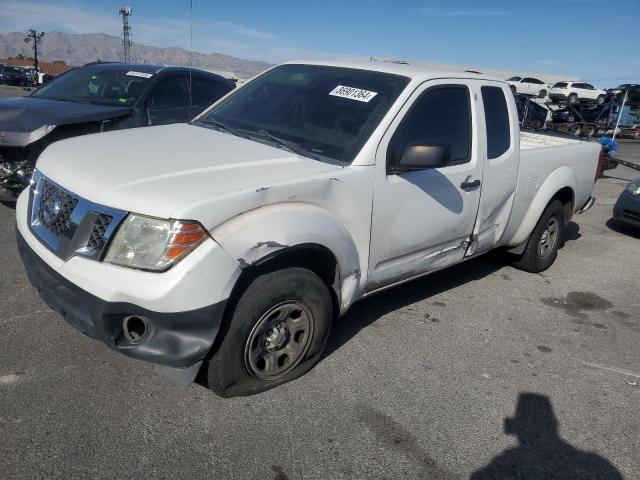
[460,176,481,190]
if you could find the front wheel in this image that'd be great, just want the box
[568,93,578,104]
[539,89,547,98]
[512,200,565,273]
[205,267,333,397]
[596,94,605,105]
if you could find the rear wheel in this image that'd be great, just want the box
[568,124,582,137]
[205,267,333,397]
[596,94,605,105]
[512,200,565,273]
[582,124,596,138]
[539,89,547,98]
[568,93,578,104]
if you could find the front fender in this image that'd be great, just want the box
[509,166,577,247]
[211,202,363,312]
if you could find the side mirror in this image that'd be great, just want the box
[391,142,451,173]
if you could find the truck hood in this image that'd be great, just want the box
[0,96,131,145]
[37,123,343,224]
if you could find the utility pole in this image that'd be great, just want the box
[118,6,133,63]
[24,29,45,73]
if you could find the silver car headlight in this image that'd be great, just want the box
[104,214,209,271]
[626,182,640,196]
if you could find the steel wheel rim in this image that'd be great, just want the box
[538,217,559,259]
[244,301,315,380]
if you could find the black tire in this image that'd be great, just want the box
[205,267,333,397]
[582,124,596,138]
[568,124,582,137]
[512,200,565,273]
[539,89,547,98]
[568,93,578,104]
[596,94,605,105]
[510,85,516,93]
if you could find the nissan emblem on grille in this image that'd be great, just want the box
[38,181,78,235]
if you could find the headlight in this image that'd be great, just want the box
[626,182,640,196]
[104,214,209,271]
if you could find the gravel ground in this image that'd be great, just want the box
[0,100,638,479]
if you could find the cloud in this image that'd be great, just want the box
[420,6,514,16]
[0,0,305,62]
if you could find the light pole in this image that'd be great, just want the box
[24,29,45,74]
[118,6,133,63]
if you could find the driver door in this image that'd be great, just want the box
[367,80,483,291]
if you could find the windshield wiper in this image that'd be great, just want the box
[250,129,321,161]
[196,118,248,139]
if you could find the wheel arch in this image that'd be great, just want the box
[509,167,577,248]
[211,202,364,315]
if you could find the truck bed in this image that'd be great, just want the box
[520,131,586,150]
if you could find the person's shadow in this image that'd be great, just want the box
[471,393,623,480]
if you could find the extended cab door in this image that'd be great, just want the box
[367,80,483,290]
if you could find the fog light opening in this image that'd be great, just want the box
[123,316,149,344]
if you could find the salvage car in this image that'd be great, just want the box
[613,179,640,227]
[549,81,606,105]
[606,84,640,104]
[0,64,29,86]
[16,60,599,397]
[0,62,235,200]
[506,76,549,98]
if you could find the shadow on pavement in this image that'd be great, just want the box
[606,218,640,239]
[325,220,583,360]
[324,251,506,359]
[470,393,623,480]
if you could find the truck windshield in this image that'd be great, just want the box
[196,64,410,164]
[31,65,153,106]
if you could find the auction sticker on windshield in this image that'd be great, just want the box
[126,71,153,78]
[329,85,378,103]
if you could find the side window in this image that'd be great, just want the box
[584,83,595,90]
[388,85,471,168]
[190,75,233,106]
[147,75,190,110]
[521,78,534,83]
[481,86,511,159]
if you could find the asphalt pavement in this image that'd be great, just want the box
[0,90,638,479]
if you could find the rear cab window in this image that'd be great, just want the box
[481,86,511,159]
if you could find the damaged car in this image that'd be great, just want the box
[0,62,235,201]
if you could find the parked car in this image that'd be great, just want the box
[613,178,640,228]
[606,84,640,104]
[514,94,549,129]
[507,76,550,98]
[16,60,599,397]
[0,62,235,200]
[0,64,29,86]
[550,105,602,124]
[549,81,606,105]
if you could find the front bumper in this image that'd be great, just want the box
[17,229,227,382]
[613,190,640,227]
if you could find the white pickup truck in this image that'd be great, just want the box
[16,59,599,397]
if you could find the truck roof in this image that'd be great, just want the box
[287,57,506,83]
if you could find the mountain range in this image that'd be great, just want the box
[0,31,271,78]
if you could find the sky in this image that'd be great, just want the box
[1,0,639,86]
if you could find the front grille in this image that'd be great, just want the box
[622,210,640,222]
[38,180,78,236]
[87,213,113,252]
[29,171,127,261]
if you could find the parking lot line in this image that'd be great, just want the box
[582,361,640,379]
